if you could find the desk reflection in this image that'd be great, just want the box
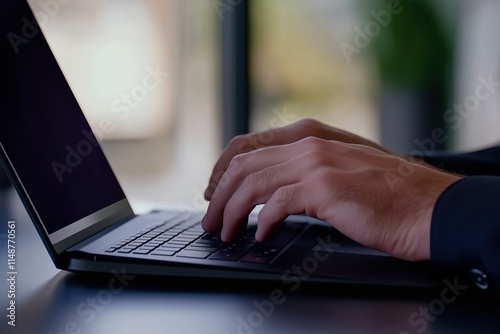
[8,271,500,334]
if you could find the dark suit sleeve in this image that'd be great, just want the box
[422,146,500,176]
[421,147,500,293]
[431,176,500,293]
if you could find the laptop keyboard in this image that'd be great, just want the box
[105,216,303,264]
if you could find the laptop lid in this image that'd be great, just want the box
[0,0,134,264]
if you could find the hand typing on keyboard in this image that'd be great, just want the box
[201,119,460,262]
[106,217,302,263]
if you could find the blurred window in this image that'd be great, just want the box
[249,0,380,142]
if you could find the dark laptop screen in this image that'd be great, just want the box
[0,1,127,235]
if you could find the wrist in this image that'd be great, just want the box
[401,170,462,262]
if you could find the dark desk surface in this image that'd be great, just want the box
[1,187,499,334]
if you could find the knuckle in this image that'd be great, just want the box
[295,118,320,131]
[227,154,246,176]
[241,173,259,193]
[259,166,279,183]
[228,134,245,147]
[301,136,327,151]
[243,166,277,192]
[274,185,293,205]
[230,153,245,165]
[228,134,250,153]
[303,150,330,168]
[274,188,288,205]
[312,168,337,187]
[311,169,353,199]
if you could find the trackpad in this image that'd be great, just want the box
[307,224,390,257]
[311,240,389,257]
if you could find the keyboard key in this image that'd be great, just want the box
[139,245,156,250]
[195,238,223,246]
[188,228,204,233]
[240,253,272,264]
[117,249,134,254]
[151,250,176,256]
[105,247,118,253]
[210,249,247,261]
[194,239,217,245]
[161,232,177,236]
[176,250,212,259]
[172,236,195,241]
[223,243,254,250]
[122,244,139,249]
[158,245,183,251]
[185,246,219,252]
[180,232,203,237]
[136,236,152,241]
[133,249,153,255]
[189,243,220,249]
[129,242,144,247]
[165,241,190,246]
[251,245,278,254]
[148,241,164,246]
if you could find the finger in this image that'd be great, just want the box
[219,149,358,240]
[218,160,303,240]
[204,129,292,200]
[202,142,307,234]
[204,119,331,200]
[255,182,316,242]
[204,119,392,200]
[202,137,347,234]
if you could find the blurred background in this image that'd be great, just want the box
[2,0,500,212]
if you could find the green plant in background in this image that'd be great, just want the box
[358,0,456,152]
[369,0,453,92]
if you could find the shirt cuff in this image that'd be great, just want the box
[431,175,500,292]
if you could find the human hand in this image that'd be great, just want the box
[204,118,392,201]
[202,127,461,262]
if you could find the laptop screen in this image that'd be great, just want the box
[0,1,129,248]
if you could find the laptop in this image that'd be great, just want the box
[0,0,438,288]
